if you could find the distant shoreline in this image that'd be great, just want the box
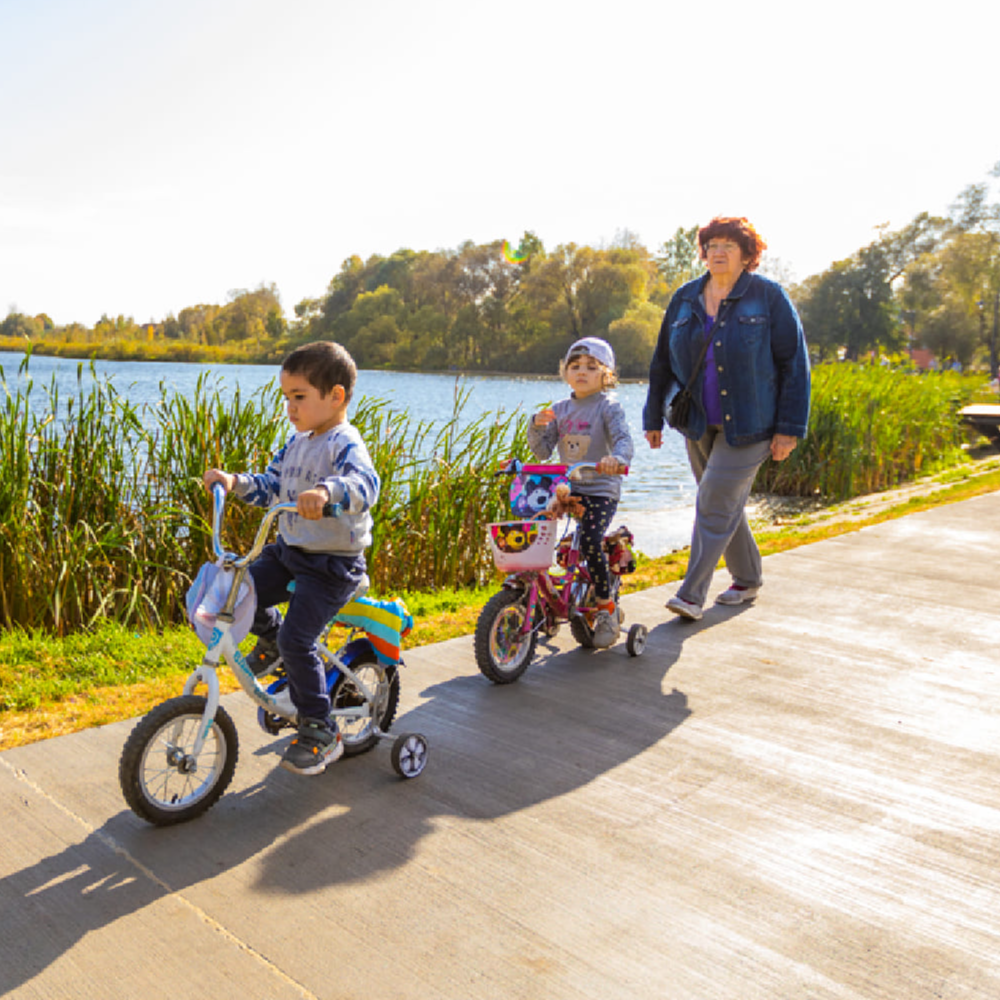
[0,347,649,383]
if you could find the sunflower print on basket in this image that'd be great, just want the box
[490,522,539,553]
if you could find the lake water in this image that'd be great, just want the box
[0,351,698,555]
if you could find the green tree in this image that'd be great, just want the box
[607,301,661,378]
[901,231,1000,373]
[176,304,222,345]
[518,242,654,355]
[1,311,44,340]
[794,217,943,362]
[337,286,405,367]
[217,285,284,347]
[919,300,979,368]
[93,314,142,342]
[655,224,702,301]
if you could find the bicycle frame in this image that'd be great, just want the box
[507,521,598,636]
[495,460,632,639]
[475,460,644,684]
[179,486,385,758]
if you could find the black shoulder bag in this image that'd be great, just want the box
[666,329,713,432]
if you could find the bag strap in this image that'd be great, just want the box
[679,325,713,395]
[681,291,736,394]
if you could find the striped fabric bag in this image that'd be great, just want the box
[333,595,414,665]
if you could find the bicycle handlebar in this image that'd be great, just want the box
[210,483,342,567]
[493,460,629,478]
[567,461,629,479]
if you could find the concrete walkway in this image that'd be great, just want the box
[2,494,999,1000]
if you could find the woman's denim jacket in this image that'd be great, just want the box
[642,271,810,446]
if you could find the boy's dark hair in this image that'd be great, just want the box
[281,341,357,401]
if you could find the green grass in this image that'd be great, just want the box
[1,360,525,633]
[2,356,997,749]
[7,459,998,751]
[0,581,500,724]
[0,622,204,713]
[756,364,974,498]
[2,356,983,635]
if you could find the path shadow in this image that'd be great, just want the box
[251,620,694,895]
[0,617,701,991]
[0,752,362,994]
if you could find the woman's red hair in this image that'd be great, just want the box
[698,217,767,272]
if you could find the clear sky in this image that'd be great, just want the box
[2,0,997,327]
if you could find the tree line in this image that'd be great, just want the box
[795,166,1000,371]
[3,165,999,376]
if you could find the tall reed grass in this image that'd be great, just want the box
[0,356,523,634]
[0,355,978,635]
[755,364,975,498]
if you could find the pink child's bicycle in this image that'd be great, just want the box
[474,462,648,684]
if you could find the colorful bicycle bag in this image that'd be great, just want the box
[334,595,413,665]
[509,465,570,517]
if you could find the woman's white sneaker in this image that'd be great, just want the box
[716,584,759,606]
[666,595,703,621]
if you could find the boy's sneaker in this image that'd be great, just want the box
[592,606,621,648]
[247,636,280,677]
[666,595,703,621]
[716,584,759,606]
[280,718,343,776]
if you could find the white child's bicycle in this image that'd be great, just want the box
[118,485,428,826]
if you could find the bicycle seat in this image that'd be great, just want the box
[285,573,370,601]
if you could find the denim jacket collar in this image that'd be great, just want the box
[685,268,752,298]
[679,270,753,324]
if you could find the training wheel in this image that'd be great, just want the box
[626,623,648,657]
[391,733,428,778]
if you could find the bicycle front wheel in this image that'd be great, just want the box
[474,589,538,684]
[119,695,238,826]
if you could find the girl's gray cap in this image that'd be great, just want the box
[565,337,615,369]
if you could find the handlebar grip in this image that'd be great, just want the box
[567,461,629,481]
[494,458,521,476]
[322,502,344,518]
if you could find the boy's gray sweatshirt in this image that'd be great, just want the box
[232,423,379,555]
[526,392,634,501]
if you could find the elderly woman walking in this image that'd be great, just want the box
[643,216,810,621]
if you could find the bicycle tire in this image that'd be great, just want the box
[119,695,238,827]
[474,589,538,684]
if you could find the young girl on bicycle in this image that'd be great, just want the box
[527,337,634,648]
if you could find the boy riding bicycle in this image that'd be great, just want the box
[527,337,634,648]
[203,341,379,776]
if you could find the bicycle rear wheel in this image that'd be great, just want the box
[568,579,596,649]
[329,647,399,756]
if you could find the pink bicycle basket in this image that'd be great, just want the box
[487,519,558,572]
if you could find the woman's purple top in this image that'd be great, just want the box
[702,315,722,425]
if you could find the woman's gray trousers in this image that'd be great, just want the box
[677,429,771,607]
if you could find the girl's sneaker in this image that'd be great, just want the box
[280,718,343,775]
[592,606,621,648]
